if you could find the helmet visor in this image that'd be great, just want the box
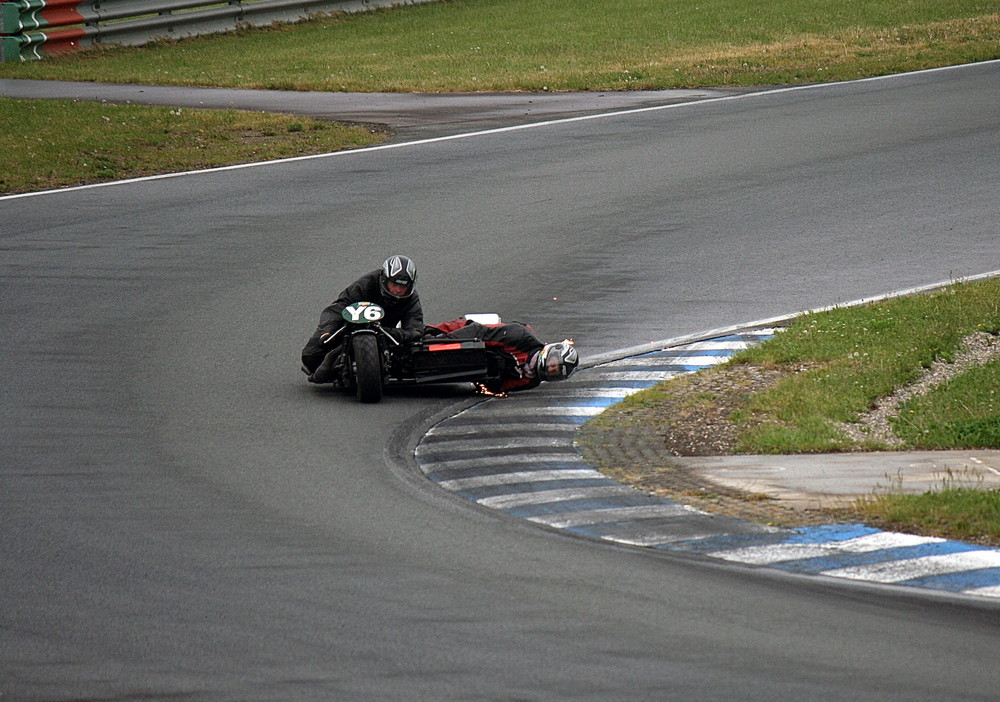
[386,277,413,297]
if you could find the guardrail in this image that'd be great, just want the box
[1,0,437,62]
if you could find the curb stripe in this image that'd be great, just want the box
[700,531,941,565]
[414,329,1000,600]
[477,485,641,509]
[428,423,578,437]
[458,478,618,500]
[425,461,587,480]
[435,469,605,490]
[765,541,986,575]
[423,455,584,476]
[824,550,1000,583]
[526,504,694,529]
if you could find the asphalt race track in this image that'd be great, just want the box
[2,62,999,700]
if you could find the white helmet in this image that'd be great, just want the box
[536,342,579,381]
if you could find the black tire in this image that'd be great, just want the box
[352,333,383,403]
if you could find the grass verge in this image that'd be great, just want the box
[0,98,385,194]
[895,360,1000,447]
[590,276,1000,542]
[857,481,1000,546]
[729,277,1000,453]
[0,0,997,193]
[0,1,997,91]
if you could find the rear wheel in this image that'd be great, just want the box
[352,333,383,403]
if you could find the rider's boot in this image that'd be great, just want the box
[308,349,339,384]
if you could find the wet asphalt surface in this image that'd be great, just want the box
[4,65,1000,700]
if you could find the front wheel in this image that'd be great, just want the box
[352,333,383,403]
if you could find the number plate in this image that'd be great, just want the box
[342,301,385,323]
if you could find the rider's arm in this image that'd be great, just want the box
[394,295,425,343]
[317,276,370,334]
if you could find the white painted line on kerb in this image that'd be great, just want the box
[416,452,583,474]
[824,550,1000,583]
[427,423,577,437]
[465,406,606,419]
[428,436,571,451]
[477,485,637,510]
[436,468,605,491]
[709,532,943,566]
[3,60,996,203]
[528,504,691,528]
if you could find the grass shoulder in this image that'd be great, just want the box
[0,98,388,195]
[0,1,996,193]
[0,2,997,91]
[579,277,1000,543]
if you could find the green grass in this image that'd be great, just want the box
[0,0,997,91]
[0,98,383,194]
[730,278,1000,453]
[895,360,1000,448]
[1,0,997,194]
[856,482,1000,544]
[604,278,1000,540]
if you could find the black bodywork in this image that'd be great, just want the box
[396,338,508,387]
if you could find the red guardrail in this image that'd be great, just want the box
[2,1,91,59]
[1,0,437,62]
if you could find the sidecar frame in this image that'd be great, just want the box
[391,339,506,386]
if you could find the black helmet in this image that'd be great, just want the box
[378,255,417,301]
[535,342,579,381]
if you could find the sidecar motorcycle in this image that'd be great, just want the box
[321,302,511,403]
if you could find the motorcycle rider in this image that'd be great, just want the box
[424,318,578,393]
[301,255,423,384]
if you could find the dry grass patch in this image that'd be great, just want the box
[662,15,1000,86]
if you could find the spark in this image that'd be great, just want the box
[475,383,508,398]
